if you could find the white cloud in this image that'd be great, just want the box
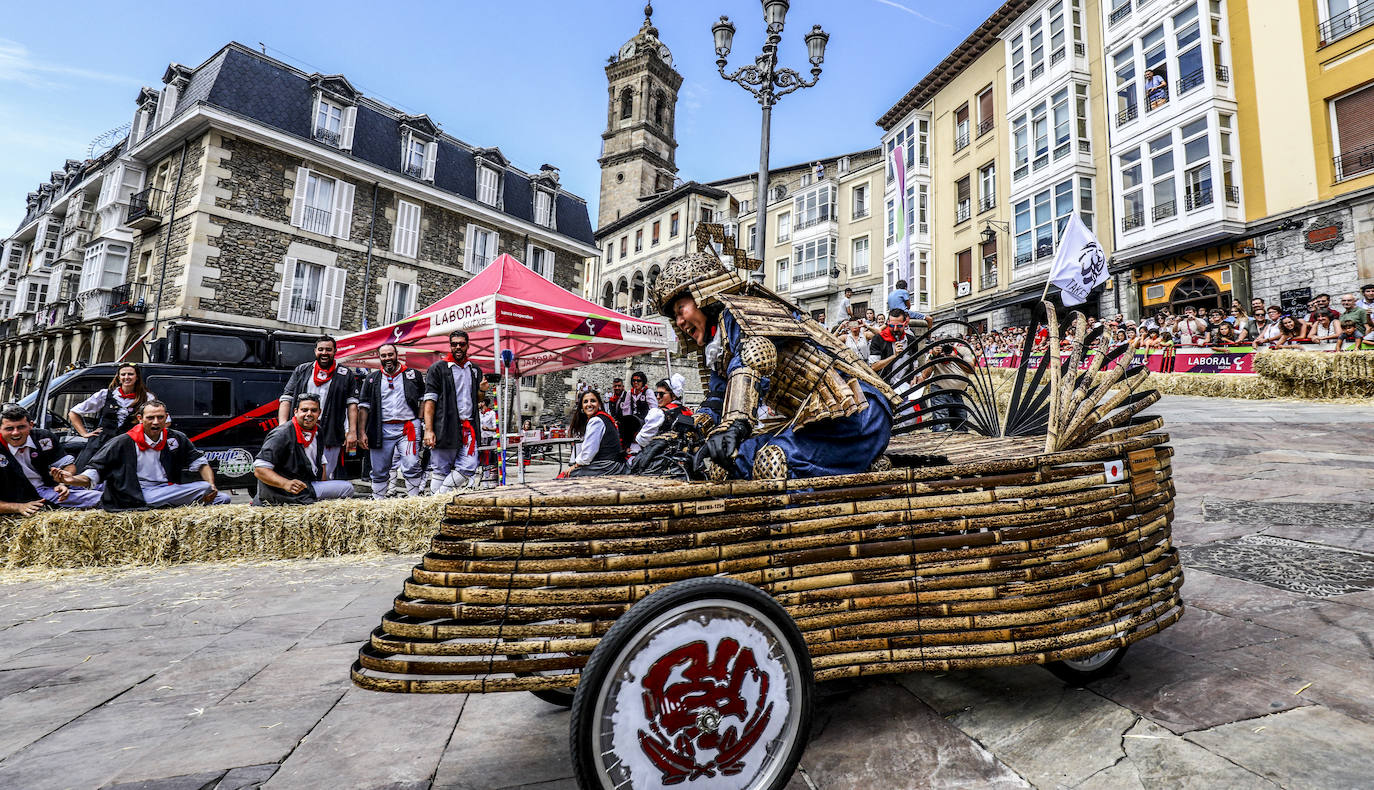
[0,39,141,89]
[872,0,954,28]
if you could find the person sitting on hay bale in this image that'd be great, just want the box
[278,335,360,481]
[653,252,899,481]
[0,404,102,516]
[253,394,356,505]
[567,390,628,477]
[54,400,231,511]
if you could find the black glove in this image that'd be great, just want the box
[704,419,752,469]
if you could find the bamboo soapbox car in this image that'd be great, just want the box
[351,313,1183,790]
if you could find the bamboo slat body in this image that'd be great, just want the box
[352,427,1184,694]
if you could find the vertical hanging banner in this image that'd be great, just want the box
[892,145,911,284]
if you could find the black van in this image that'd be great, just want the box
[16,322,361,491]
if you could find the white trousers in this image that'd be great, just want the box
[140,481,232,508]
[369,421,424,499]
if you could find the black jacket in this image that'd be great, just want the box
[254,422,325,505]
[281,362,360,447]
[358,367,425,446]
[0,429,66,503]
[423,360,484,450]
[86,430,205,512]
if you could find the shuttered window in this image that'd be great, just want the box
[978,88,994,128]
[956,249,973,284]
[393,199,421,258]
[278,258,346,329]
[1333,84,1374,180]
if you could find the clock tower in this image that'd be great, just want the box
[598,3,682,228]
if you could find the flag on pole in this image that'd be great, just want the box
[892,145,912,284]
[1047,214,1108,306]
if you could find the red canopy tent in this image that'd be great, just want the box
[334,253,676,374]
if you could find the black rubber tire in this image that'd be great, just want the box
[1046,644,1129,685]
[570,577,813,790]
[528,687,576,708]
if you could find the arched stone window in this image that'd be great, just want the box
[620,88,633,120]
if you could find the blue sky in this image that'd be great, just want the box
[0,0,1004,234]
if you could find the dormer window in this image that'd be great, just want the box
[308,74,360,151]
[313,98,355,149]
[478,166,500,206]
[534,189,555,228]
[398,115,439,182]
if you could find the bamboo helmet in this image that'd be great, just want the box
[651,252,748,321]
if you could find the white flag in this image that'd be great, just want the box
[1047,214,1108,306]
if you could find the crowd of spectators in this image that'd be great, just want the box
[959,285,1374,356]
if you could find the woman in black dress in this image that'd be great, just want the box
[567,390,627,477]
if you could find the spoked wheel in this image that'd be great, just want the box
[571,577,813,790]
[1047,645,1128,684]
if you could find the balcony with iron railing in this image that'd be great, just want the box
[1036,242,1055,260]
[79,288,113,321]
[979,195,996,213]
[1215,65,1229,83]
[1074,41,1085,56]
[62,299,81,325]
[1122,210,1145,232]
[977,118,994,137]
[1116,104,1138,126]
[981,257,998,290]
[300,205,333,235]
[314,126,342,147]
[1051,49,1065,66]
[1015,250,1033,266]
[1012,77,1025,93]
[1177,67,1205,96]
[1318,0,1374,46]
[1334,142,1374,181]
[1185,186,1213,211]
[1031,63,1044,79]
[404,163,425,179]
[1153,200,1177,220]
[283,296,322,326]
[1109,3,1131,25]
[794,210,836,233]
[953,130,970,153]
[106,283,149,318]
[955,201,971,224]
[126,187,165,230]
[1225,185,1241,203]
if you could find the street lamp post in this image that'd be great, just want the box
[713,1,828,281]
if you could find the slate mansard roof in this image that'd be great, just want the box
[169,43,595,246]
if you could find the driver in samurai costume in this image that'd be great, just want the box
[652,252,899,480]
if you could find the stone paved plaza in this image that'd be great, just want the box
[1,395,1373,789]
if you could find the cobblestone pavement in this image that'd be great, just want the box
[1,396,1372,789]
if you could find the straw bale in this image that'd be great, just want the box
[0,494,450,569]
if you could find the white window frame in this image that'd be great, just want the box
[477,165,501,207]
[526,243,552,278]
[384,279,417,325]
[534,189,555,229]
[776,211,791,242]
[277,257,346,329]
[465,224,498,273]
[775,257,790,292]
[290,167,354,239]
[392,199,421,258]
[851,183,870,219]
[313,96,357,150]
[851,235,870,276]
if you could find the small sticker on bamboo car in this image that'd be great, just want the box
[695,500,726,514]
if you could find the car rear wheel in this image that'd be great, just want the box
[1046,645,1128,684]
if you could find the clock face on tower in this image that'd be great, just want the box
[619,41,637,60]
[657,44,673,66]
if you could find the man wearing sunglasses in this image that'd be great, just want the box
[357,343,425,499]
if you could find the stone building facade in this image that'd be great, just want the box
[0,43,599,419]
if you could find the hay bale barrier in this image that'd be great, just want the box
[0,494,450,569]
[987,350,1374,400]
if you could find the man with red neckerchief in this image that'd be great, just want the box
[423,330,485,493]
[278,335,360,480]
[255,395,355,505]
[54,400,230,511]
[357,343,425,499]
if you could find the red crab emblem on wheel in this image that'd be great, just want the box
[636,637,774,784]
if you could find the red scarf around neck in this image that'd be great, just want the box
[665,402,693,416]
[293,418,317,447]
[128,424,166,452]
[383,363,408,384]
[446,354,467,367]
[116,386,137,399]
[312,360,336,386]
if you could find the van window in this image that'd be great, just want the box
[48,376,110,431]
[241,379,285,412]
[148,376,232,417]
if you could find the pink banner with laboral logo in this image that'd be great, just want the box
[980,346,1272,374]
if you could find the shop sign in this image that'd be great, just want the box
[1304,215,1344,251]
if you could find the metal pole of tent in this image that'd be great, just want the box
[665,349,673,376]
[493,323,506,486]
